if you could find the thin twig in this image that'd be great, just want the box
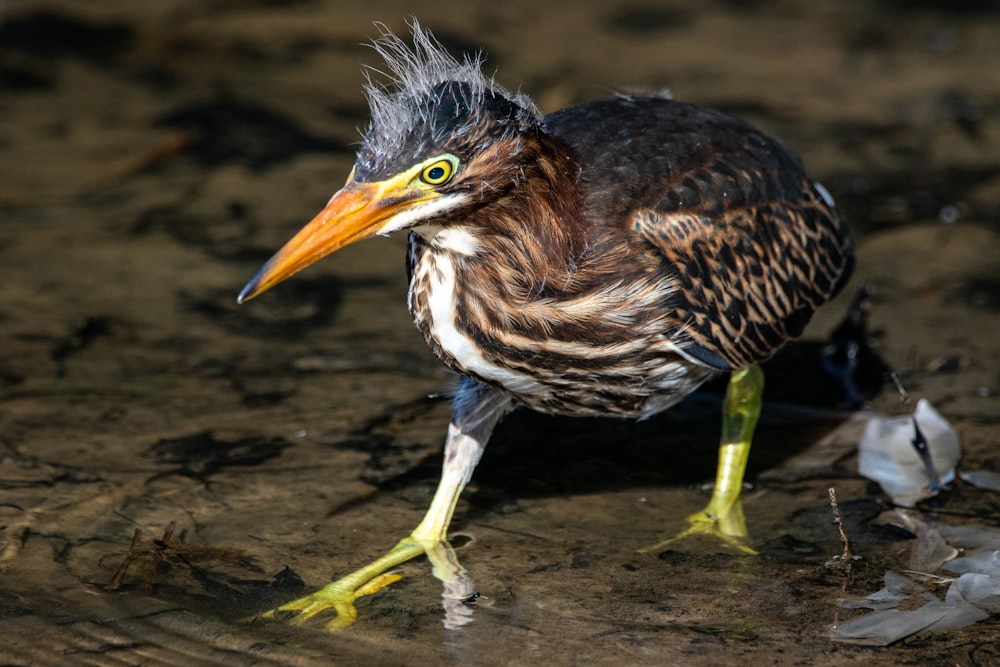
[829,487,852,564]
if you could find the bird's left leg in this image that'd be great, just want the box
[255,379,512,630]
[641,364,763,555]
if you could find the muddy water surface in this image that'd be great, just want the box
[2,1,999,665]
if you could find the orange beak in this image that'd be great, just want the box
[238,177,420,303]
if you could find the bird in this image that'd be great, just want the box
[237,22,854,630]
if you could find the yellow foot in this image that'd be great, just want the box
[248,536,426,631]
[246,535,477,631]
[256,571,403,631]
[638,499,758,556]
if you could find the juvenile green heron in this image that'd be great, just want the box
[239,23,854,629]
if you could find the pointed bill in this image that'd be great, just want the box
[238,177,417,303]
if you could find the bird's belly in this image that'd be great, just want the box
[444,334,714,419]
[506,359,718,419]
[412,254,716,418]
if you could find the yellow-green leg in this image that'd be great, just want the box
[253,380,511,631]
[254,482,464,630]
[640,365,764,555]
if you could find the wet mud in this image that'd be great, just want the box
[2,1,999,665]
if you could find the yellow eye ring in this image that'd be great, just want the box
[420,158,455,185]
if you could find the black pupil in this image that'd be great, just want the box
[427,166,445,181]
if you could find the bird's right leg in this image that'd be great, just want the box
[640,365,763,555]
[254,379,512,631]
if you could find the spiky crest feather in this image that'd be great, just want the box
[358,21,539,167]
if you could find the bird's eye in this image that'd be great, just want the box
[420,159,455,186]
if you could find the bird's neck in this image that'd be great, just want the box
[417,134,597,292]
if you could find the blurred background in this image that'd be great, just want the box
[1,1,998,665]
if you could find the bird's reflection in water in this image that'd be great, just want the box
[426,539,479,630]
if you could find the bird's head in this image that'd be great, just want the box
[238,22,540,303]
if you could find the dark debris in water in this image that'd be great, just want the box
[51,315,136,378]
[0,452,101,489]
[949,273,1000,312]
[876,0,1000,15]
[146,431,289,482]
[157,98,346,171]
[96,522,305,612]
[0,10,133,92]
[759,534,823,560]
[129,203,265,263]
[195,564,309,617]
[941,88,987,140]
[778,497,910,555]
[0,10,133,63]
[99,521,259,593]
[833,164,1000,232]
[229,371,299,408]
[180,278,342,339]
[337,394,452,489]
[607,7,694,35]
[0,55,55,91]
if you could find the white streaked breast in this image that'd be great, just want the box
[420,252,543,396]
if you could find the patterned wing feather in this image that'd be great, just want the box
[635,178,853,370]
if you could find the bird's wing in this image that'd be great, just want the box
[544,96,853,370]
[634,177,853,370]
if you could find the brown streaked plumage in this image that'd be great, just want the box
[238,22,853,630]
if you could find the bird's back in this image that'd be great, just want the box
[543,95,854,371]
[543,95,813,221]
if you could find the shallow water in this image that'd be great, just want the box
[1,1,999,665]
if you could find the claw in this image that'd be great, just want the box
[639,502,758,555]
[250,572,402,630]
[244,536,475,631]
